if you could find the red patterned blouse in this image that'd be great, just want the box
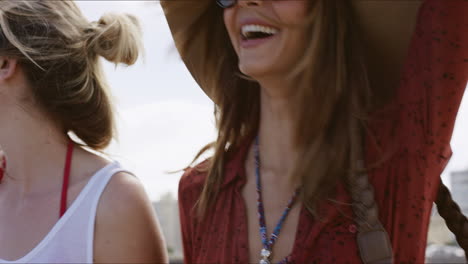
[178,1,468,263]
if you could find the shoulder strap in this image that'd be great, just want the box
[349,161,393,264]
[350,118,468,263]
[60,140,74,218]
[348,119,393,264]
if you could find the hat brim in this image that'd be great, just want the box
[161,0,423,102]
[161,0,218,101]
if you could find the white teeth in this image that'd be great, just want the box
[241,24,278,38]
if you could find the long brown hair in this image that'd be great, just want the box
[0,1,142,150]
[166,0,375,216]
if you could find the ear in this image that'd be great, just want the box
[0,57,17,82]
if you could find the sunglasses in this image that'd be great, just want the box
[216,0,237,8]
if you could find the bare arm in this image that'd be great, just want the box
[93,172,169,263]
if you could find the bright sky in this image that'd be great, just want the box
[77,1,216,201]
[76,1,468,202]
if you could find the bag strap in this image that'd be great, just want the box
[349,119,468,262]
[349,119,393,264]
[349,161,393,264]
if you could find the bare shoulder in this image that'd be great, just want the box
[93,172,169,263]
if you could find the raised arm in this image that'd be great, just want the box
[398,0,468,147]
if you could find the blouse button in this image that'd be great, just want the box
[348,224,357,234]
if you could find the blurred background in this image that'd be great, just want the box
[76,1,468,263]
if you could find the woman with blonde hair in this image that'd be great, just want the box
[162,0,467,263]
[0,1,167,263]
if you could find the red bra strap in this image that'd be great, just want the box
[0,154,5,183]
[60,140,74,218]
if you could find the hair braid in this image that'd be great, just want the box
[435,182,468,260]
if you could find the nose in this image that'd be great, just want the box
[238,0,262,7]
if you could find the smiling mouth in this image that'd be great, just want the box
[241,24,279,41]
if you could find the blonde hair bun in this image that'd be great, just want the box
[0,2,145,150]
[88,13,142,65]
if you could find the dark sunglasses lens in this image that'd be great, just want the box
[216,0,236,8]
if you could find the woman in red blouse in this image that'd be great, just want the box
[162,0,468,263]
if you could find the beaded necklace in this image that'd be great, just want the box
[254,137,300,264]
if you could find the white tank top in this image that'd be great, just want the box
[0,162,129,264]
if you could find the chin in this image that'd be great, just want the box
[239,62,275,80]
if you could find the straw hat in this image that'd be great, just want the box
[161,0,221,102]
[161,0,423,102]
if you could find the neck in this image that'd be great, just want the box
[0,101,69,194]
[253,82,298,185]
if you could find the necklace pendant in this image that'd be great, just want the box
[261,248,271,258]
[259,249,271,264]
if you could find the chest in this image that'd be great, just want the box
[0,193,61,261]
[0,180,86,261]
[190,184,362,264]
[241,172,301,264]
